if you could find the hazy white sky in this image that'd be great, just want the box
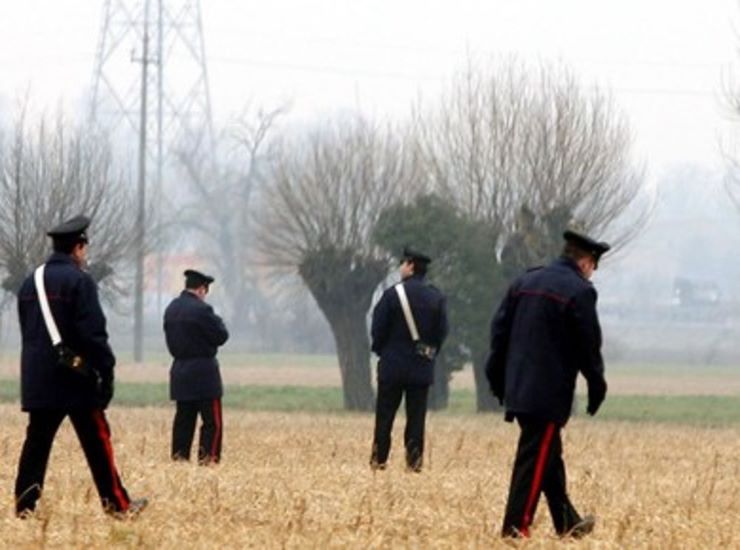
[0,0,738,177]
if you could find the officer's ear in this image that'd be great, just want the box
[70,241,88,265]
[576,256,595,278]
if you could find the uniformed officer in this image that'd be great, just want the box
[14,215,147,518]
[164,269,229,464]
[485,229,609,538]
[370,247,449,472]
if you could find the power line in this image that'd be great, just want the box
[200,25,734,71]
[205,54,720,97]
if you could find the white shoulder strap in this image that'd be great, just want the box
[394,283,420,342]
[34,265,62,346]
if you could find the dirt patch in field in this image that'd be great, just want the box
[449,369,740,395]
[0,357,346,387]
[594,372,740,395]
[1,356,738,395]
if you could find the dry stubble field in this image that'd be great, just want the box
[1,404,739,548]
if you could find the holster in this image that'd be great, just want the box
[414,341,437,360]
[55,344,89,376]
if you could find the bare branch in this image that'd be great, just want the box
[258,116,421,270]
[0,108,137,298]
[415,56,647,256]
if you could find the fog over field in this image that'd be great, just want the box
[0,1,738,368]
[0,3,740,544]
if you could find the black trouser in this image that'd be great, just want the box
[171,399,223,464]
[501,416,581,537]
[15,409,131,515]
[371,382,429,470]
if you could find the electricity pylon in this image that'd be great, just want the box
[90,0,215,362]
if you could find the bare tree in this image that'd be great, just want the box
[258,116,420,410]
[176,105,285,335]
[416,57,647,410]
[0,106,137,302]
[721,52,740,210]
[516,63,647,247]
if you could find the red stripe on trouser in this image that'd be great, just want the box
[210,399,222,460]
[519,422,556,536]
[93,411,129,511]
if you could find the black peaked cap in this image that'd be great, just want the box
[47,215,91,242]
[402,246,432,264]
[563,230,611,262]
[184,269,215,287]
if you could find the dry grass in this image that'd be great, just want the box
[1,404,739,548]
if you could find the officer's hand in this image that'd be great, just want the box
[489,385,504,406]
[96,377,114,410]
[586,393,604,416]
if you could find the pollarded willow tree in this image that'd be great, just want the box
[258,116,421,410]
[0,107,138,302]
[416,57,647,410]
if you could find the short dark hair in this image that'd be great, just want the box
[52,237,86,255]
[410,259,428,277]
[562,242,594,264]
[185,279,209,291]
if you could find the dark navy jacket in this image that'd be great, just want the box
[371,274,448,387]
[164,291,229,401]
[18,253,115,410]
[485,257,607,425]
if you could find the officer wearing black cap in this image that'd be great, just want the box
[485,229,609,538]
[14,215,147,518]
[164,268,229,464]
[370,247,448,472]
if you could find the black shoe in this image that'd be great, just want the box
[406,455,423,473]
[107,497,149,520]
[16,508,35,520]
[565,514,595,538]
[128,498,149,517]
[370,460,387,471]
[501,525,527,538]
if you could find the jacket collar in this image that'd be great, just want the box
[180,289,201,300]
[46,251,78,267]
[402,273,426,283]
[554,256,587,279]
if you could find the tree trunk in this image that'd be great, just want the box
[298,249,388,412]
[428,356,450,410]
[329,308,375,410]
